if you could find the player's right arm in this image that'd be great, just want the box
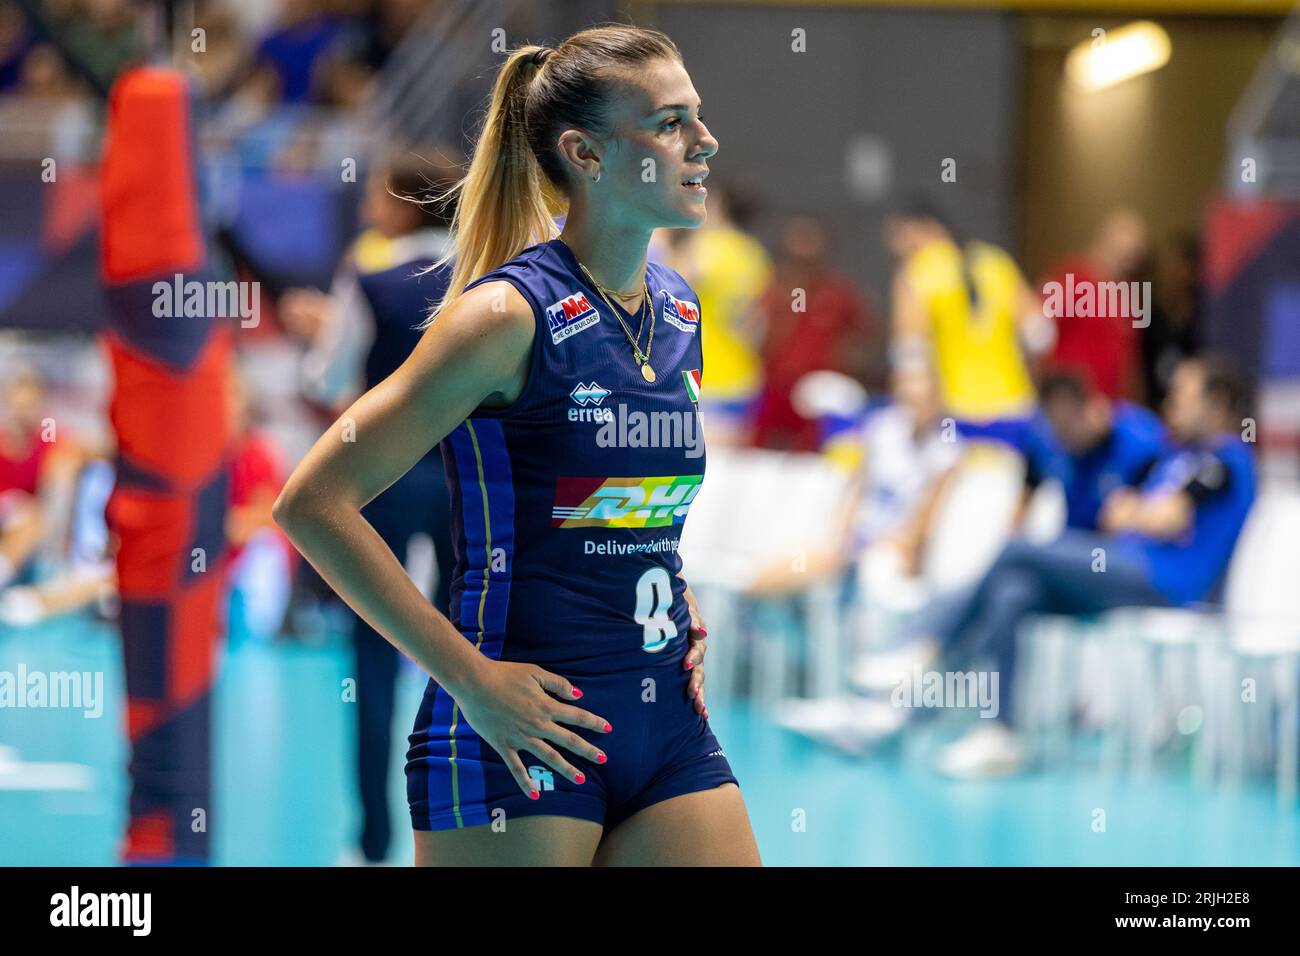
[889,267,931,372]
[273,281,610,796]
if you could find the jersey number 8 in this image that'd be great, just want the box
[634,567,676,653]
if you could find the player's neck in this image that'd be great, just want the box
[558,207,651,296]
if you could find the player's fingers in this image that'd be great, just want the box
[540,724,607,766]
[525,738,585,785]
[550,702,612,735]
[684,638,707,670]
[688,666,705,710]
[532,667,583,702]
[502,748,540,800]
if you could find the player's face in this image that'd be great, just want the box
[599,58,718,230]
[1045,395,1098,453]
[1163,361,1206,444]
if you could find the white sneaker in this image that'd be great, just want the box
[935,723,1027,778]
[775,696,907,751]
[851,639,940,693]
[0,587,45,627]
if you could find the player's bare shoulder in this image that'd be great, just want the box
[420,279,535,407]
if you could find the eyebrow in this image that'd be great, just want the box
[649,102,701,115]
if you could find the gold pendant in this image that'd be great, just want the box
[641,363,656,384]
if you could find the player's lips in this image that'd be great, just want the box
[680,169,709,197]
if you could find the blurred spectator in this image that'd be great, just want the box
[1143,233,1202,407]
[225,370,294,642]
[352,0,429,72]
[1021,369,1168,532]
[749,363,959,596]
[930,355,1256,778]
[0,1,34,92]
[657,184,772,446]
[280,148,459,865]
[61,0,144,93]
[1040,208,1149,401]
[884,197,1049,448]
[189,0,249,98]
[0,366,56,589]
[753,216,876,451]
[0,364,113,626]
[247,0,349,105]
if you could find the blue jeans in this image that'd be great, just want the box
[933,531,1169,726]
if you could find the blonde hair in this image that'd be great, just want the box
[419,24,682,327]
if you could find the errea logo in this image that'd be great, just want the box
[546,291,600,344]
[569,382,613,422]
[570,382,610,406]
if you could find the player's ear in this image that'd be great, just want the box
[556,129,602,182]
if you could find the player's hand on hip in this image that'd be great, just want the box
[682,583,709,719]
[453,659,612,798]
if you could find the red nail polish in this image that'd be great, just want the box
[574,772,586,784]
[698,627,708,637]
[703,710,709,720]
[571,687,583,698]
[685,660,694,670]
[603,722,612,733]
[596,752,607,764]
[528,790,539,800]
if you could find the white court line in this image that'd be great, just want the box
[0,745,93,791]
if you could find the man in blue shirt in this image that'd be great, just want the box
[1022,370,1168,531]
[932,356,1256,777]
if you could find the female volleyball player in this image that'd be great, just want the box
[273,24,761,866]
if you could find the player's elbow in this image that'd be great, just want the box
[271,480,314,539]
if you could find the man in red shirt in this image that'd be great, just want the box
[1040,208,1150,401]
[753,217,877,451]
[0,367,55,588]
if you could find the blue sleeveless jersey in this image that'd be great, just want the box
[436,238,706,674]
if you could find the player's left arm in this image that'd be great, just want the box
[1014,274,1055,358]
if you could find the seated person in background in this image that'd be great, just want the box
[930,355,1256,777]
[0,366,56,591]
[1020,368,1168,532]
[747,363,959,596]
[225,371,294,642]
[0,365,115,626]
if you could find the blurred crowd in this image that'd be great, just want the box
[0,0,441,166]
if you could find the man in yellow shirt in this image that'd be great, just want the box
[884,199,1054,448]
[655,185,772,445]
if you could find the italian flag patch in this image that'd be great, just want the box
[682,368,701,404]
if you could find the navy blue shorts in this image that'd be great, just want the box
[405,651,738,832]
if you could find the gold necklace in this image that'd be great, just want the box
[576,260,657,384]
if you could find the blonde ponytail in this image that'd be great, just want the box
[420,46,557,326]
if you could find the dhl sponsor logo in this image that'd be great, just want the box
[551,474,703,528]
